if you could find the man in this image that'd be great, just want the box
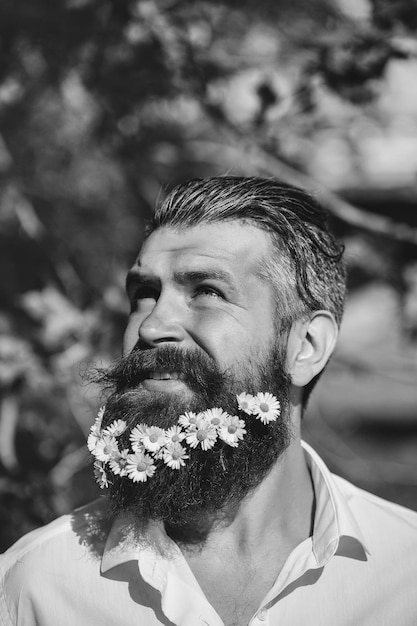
[1,176,417,626]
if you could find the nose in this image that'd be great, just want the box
[136,294,186,348]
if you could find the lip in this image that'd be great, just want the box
[140,371,188,393]
[147,371,184,381]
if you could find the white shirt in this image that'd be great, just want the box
[1,442,417,626]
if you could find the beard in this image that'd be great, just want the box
[93,343,292,544]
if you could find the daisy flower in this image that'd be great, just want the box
[178,411,199,428]
[141,426,167,452]
[129,423,149,451]
[165,425,185,444]
[219,415,247,447]
[252,392,281,424]
[186,417,218,450]
[203,407,229,429]
[93,460,110,489]
[108,449,130,476]
[87,406,107,452]
[236,392,256,415]
[163,442,189,469]
[93,434,119,462]
[103,419,127,437]
[87,429,100,453]
[96,406,106,428]
[126,451,156,482]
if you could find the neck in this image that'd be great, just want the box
[171,437,314,560]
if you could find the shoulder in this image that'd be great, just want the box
[0,498,111,624]
[333,473,417,548]
[1,497,111,570]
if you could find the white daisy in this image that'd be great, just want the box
[87,430,100,453]
[203,407,229,429]
[186,417,218,450]
[252,392,281,424]
[126,451,156,482]
[165,425,185,444]
[96,405,106,428]
[178,411,199,428]
[108,449,130,476]
[129,423,149,451]
[163,442,189,469]
[103,419,127,437]
[93,435,119,462]
[219,415,247,447]
[141,426,167,452]
[93,460,110,489]
[236,392,256,415]
[87,406,107,452]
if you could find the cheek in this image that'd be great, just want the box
[193,314,269,367]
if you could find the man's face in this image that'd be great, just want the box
[97,222,292,541]
[124,221,279,391]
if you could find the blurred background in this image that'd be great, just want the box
[1,0,417,552]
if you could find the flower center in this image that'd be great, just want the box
[211,417,221,425]
[197,430,208,441]
[171,434,179,442]
[103,445,112,454]
[172,450,181,460]
[228,425,237,434]
[136,461,147,472]
[149,434,159,443]
[259,402,269,412]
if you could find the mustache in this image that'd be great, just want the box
[92,344,226,396]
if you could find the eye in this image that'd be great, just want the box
[194,285,224,300]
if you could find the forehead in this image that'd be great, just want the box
[136,222,272,276]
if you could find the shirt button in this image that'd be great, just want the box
[257,608,267,621]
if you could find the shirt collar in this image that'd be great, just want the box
[101,514,179,574]
[101,441,370,574]
[301,440,370,565]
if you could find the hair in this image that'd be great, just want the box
[148,176,346,403]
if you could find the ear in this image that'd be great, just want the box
[286,311,338,387]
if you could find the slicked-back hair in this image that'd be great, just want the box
[149,176,346,403]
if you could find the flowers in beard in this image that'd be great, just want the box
[185,414,218,450]
[163,442,189,469]
[108,449,130,476]
[126,450,156,482]
[218,414,246,447]
[252,392,281,424]
[87,406,106,452]
[94,460,110,489]
[103,419,127,437]
[165,425,186,444]
[140,426,167,453]
[236,393,256,415]
[87,390,281,487]
[204,407,229,428]
[94,434,119,462]
[178,411,198,428]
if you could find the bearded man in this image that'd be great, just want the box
[1,177,417,626]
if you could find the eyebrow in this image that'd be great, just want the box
[173,269,235,289]
[125,267,236,293]
[125,269,157,294]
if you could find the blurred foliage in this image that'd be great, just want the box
[1,0,417,550]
